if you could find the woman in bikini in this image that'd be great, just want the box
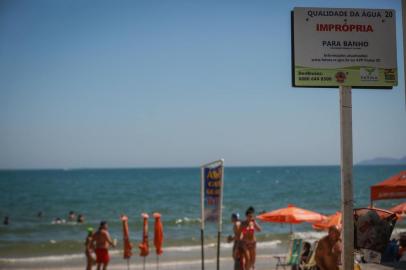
[240,206,261,270]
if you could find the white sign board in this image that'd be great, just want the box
[292,7,397,88]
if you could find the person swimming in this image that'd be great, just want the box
[78,214,85,223]
[53,217,66,224]
[68,211,76,221]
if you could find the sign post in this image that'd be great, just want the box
[403,0,406,107]
[340,85,354,270]
[292,7,397,270]
[200,159,224,270]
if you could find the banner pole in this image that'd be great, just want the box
[217,231,221,270]
[200,166,205,270]
[403,0,406,108]
[339,85,354,270]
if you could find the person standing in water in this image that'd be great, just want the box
[85,227,95,270]
[241,206,261,270]
[91,221,116,270]
[3,216,9,225]
[227,213,242,270]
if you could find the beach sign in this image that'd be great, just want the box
[292,7,397,88]
[201,160,224,225]
[291,7,399,270]
[200,159,224,270]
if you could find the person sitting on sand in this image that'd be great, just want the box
[300,241,311,264]
[91,221,115,270]
[227,213,242,270]
[241,206,261,270]
[85,227,96,270]
[315,225,342,270]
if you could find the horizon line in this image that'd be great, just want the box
[1,163,405,171]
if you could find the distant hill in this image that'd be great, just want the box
[358,156,406,165]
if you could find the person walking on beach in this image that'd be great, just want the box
[91,221,116,270]
[227,213,242,270]
[241,206,261,270]
[85,227,96,270]
[315,225,342,270]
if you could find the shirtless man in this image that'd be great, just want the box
[91,221,115,270]
[227,213,242,270]
[241,206,261,270]
[315,225,342,270]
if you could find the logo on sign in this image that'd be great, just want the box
[360,67,379,81]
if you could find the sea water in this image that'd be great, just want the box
[0,165,405,263]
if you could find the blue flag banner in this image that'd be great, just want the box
[203,164,223,223]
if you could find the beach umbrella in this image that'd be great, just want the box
[153,213,164,270]
[139,213,149,270]
[257,204,325,233]
[121,215,133,270]
[312,211,342,231]
[370,170,406,204]
[389,201,406,215]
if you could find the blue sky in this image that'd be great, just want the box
[0,0,405,169]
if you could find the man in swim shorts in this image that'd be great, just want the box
[91,221,115,270]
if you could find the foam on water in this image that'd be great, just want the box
[0,240,282,264]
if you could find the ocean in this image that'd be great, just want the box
[0,165,405,267]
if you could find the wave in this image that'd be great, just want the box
[174,217,201,225]
[0,240,282,263]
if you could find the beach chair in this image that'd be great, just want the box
[274,238,303,270]
[300,241,318,270]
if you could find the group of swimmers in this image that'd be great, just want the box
[228,206,262,270]
[2,210,86,226]
[53,211,85,224]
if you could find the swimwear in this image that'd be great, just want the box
[246,241,256,249]
[241,226,255,235]
[95,248,109,264]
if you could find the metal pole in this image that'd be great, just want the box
[339,85,354,270]
[201,229,205,270]
[217,231,221,270]
[201,166,205,270]
[403,0,406,108]
[217,159,224,270]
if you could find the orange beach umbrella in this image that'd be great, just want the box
[312,211,342,231]
[121,215,133,259]
[139,213,149,257]
[389,201,406,215]
[257,204,325,224]
[371,171,406,202]
[153,213,164,270]
[153,213,164,256]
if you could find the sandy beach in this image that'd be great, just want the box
[1,239,402,270]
